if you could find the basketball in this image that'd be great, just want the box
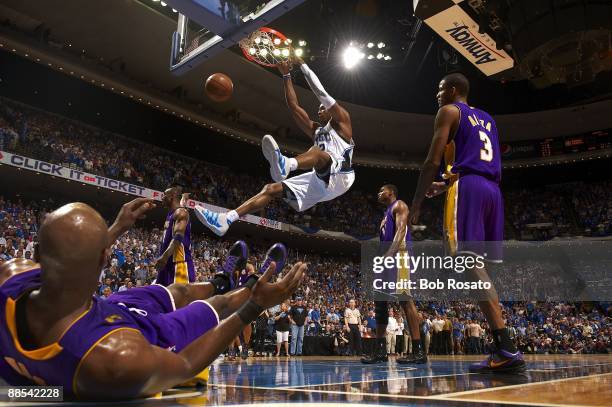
[205,73,233,102]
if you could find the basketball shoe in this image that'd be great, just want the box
[262,135,291,182]
[214,240,248,291]
[259,243,287,274]
[194,206,231,236]
[469,348,526,374]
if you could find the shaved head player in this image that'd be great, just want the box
[410,73,525,373]
[194,56,355,236]
[0,199,305,399]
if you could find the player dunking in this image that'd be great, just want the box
[362,184,427,365]
[410,73,525,373]
[0,199,303,399]
[195,56,355,236]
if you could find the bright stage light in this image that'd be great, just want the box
[273,49,281,56]
[295,48,304,57]
[160,1,167,6]
[384,55,392,60]
[298,40,307,47]
[273,38,281,45]
[376,53,383,59]
[377,42,385,48]
[367,42,374,48]
[249,48,256,55]
[367,54,374,59]
[259,49,268,56]
[281,48,290,57]
[343,46,363,69]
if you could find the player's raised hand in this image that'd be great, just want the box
[277,60,292,75]
[251,261,306,309]
[426,182,448,198]
[113,198,157,231]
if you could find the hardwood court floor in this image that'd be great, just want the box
[2,354,610,406]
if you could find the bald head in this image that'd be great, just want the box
[38,203,109,276]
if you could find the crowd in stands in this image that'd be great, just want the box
[1,197,609,356]
[3,97,611,239]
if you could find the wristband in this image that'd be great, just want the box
[237,300,264,324]
[244,274,260,289]
[172,234,184,244]
[282,73,291,79]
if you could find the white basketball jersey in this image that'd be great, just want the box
[313,122,354,173]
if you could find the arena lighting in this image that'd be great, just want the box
[298,40,307,47]
[376,53,383,59]
[160,1,166,6]
[172,8,178,13]
[294,48,304,57]
[343,46,364,69]
[367,54,374,59]
[367,42,374,48]
[377,42,385,48]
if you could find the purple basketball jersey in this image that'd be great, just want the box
[0,269,219,397]
[444,102,501,184]
[157,208,195,285]
[379,200,411,243]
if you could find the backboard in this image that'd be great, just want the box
[165,0,306,75]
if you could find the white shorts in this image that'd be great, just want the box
[282,151,355,212]
[276,330,289,343]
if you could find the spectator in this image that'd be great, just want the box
[289,297,307,356]
[344,299,362,356]
[274,302,291,357]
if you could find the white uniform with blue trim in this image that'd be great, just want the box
[282,121,355,212]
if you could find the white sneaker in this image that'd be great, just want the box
[262,135,290,182]
[194,205,231,236]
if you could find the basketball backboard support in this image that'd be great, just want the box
[165,0,306,75]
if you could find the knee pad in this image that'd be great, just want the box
[375,301,388,325]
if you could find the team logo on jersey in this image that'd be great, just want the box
[105,314,123,324]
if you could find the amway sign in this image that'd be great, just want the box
[415,1,514,76]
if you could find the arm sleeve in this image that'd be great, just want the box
[300,64,336,109]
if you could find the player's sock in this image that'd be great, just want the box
[227,210,239,223]
[288,158,298,172]
[493,328,517,353]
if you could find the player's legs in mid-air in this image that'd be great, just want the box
[195,135,352,236]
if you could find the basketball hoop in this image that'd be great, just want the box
[239,27,293,67]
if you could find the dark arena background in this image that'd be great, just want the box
[0,1,610,406]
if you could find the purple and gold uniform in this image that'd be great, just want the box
[379,200,411,294]
[157,209,195,286]
[443,102,503,261]
[0,268,219,397]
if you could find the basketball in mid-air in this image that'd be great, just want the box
[205,73,233,102]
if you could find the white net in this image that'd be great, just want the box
[239,28,293,67]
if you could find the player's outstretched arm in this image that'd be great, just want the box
[75,262,307,399]
[293,56,352,140]
[108,198,157,244]
[278,61,317,139]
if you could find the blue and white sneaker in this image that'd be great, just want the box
[262,135,290,182]
[259,243,287,275]
[194,206,232,237]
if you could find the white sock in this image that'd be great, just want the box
[227,210,239,223]
[288,158,298,172]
